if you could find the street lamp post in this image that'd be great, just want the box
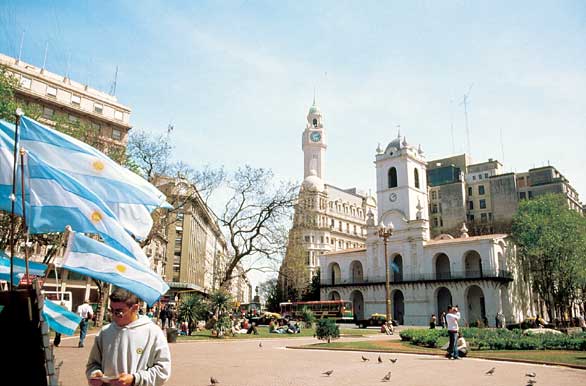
[378,222,394,324]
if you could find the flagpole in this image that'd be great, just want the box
[9,108,24,291]
[19,146,30,281]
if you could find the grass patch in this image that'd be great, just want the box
[178,326,378,341]
[300,339,586,367]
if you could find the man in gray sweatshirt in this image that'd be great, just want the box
[87,288,171,386]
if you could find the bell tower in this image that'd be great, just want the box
[302,98,327,180]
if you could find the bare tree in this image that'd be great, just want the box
[213,166,297,288]
[127,130,173,181]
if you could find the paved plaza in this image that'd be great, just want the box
[55,333,585,386]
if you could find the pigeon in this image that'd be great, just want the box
[322,370,334,377]
[361,355,370,362]
[381,371,392,382]
[210,376,219,385]
[378,355,383,363]
[258,342,263,348]
[485,367,496,375]
[389,358,398,364]
[525,372,536,378]
[526,380,537,386]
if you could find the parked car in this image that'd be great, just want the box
[356,313,398,329]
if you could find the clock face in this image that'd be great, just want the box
[310,131,321,142]
[389,193,398,202]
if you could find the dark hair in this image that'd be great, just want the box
[109,287,140,306]
[447,305,453,310]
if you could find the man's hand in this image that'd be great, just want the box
[111,373,134,386]
[88,370,104,386]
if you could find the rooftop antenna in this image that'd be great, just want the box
[64,52,71,82]
[459,83,474,159]
[499,127,505,169]
[41,41,48,73]
[450,98,456,154]
[109,65,118,96]
[16,29,25,64]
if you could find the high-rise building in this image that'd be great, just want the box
[427,154,583,236]
[279,101,376,296]
[0,52,131,153]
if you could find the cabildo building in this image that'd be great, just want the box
[319,134,534,326]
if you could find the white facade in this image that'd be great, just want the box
[319,136,534,326]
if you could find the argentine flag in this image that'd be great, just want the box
[0,130,149,266]
[43,298,82,336]
[0,251,48,285]
[0,117,172,240]
[63,232,169,306]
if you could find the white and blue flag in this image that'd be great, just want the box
[0,130,149,266]
[63,232,168,306]
[0,117,171,239]
[43,298,82,336]
[0,250,48,285]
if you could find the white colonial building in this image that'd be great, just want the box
[319,134,534,326]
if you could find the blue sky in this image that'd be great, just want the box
[2,1,585,286]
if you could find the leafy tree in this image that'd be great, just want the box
[511,194,586,320]
[315,318,340,344]
[302,269,321,301]
[258,278,283,313]
[177,294,208,335]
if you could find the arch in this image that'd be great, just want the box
[464,250,483,278]
[391,254,403,282]
[466,285,486,327]
[312,118,318,127]
[350,290,364,320]
[388,167,398,188]
[436,287,453,318]
[434,253,451,280]
[392,290,404,325]
[414,168,420,189]
[328,291,341,300]
[328,262,341,285]
[349,260,364,283]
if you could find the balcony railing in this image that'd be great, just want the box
[321,269,513,286]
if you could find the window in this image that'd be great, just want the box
[112,128,121,140]
[42,107,54,119]
[528,191,533,199]
[91,122,101,130]
[320,236,324,243]
[46,85,57,97]
[20,76,31,89]
[479,199,486,209]
[312,118,317,127]
[431,191,437,200]
[519,192,526,200]
[94,103,103,114]
[468,201,474,210]
[433,218,438,227]
[414,168,420,188]
[479,174,483,180]
[472,175,476,180]
[478,185,485,195]
[388,167,398,188]
[481,213,487,222]
[114,110,123,121]
[71,94,81,105]
[488,212,492,220]
[468,187,472,196]
[440,218,444,227]
[432,204,438,214]
[468,214,475,221]
[484,173,489,178]
[330,219,335,228]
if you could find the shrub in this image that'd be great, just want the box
[315,318,340,344]
[300,306,316,328]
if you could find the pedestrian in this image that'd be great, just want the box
[429,314,437,329]
[159,306,168,330]
[77,299,94,348]
[86,287,171,386]
[445,305,461,360]
[439,311,447,328]
[456,332,468,357]
[53,300,68,347]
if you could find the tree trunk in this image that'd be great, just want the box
[327,337,331,344]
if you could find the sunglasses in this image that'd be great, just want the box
[109,307,132,317]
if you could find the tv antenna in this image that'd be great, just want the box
[109,65,118,96]
[459,83,473,158]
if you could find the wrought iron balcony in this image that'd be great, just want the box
[321,269,513,287]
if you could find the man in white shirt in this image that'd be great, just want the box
[77,299,94,348]
[445,305,461,359]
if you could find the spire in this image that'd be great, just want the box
[396,125,401,139]
[313,87,316,106]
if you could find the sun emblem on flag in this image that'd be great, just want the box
[90,211,103,223]
[136,347,144,354]
[92,160,105,172]
[116,264,127,273]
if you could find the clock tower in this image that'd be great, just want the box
[375,132,429,224]
[302,99,327,180]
